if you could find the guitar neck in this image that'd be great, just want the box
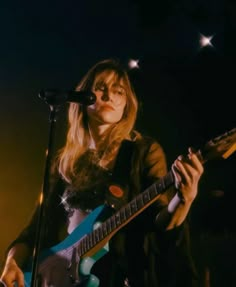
[78,170,175,257]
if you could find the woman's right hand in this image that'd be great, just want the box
[0,257,24,287]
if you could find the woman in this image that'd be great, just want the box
[0,58,203,287]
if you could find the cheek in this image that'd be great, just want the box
[117,97,127,112]
[115,105,126,120]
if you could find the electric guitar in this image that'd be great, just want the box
[23,128,236,287]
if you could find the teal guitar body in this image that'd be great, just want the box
[23,205,110,287]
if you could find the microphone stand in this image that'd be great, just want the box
[29,90,96,287]
[30,101,62,287]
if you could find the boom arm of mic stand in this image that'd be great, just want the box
[30,104,60,287]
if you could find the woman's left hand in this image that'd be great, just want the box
[172,147,204,204]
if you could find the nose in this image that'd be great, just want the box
[101,88,110,102]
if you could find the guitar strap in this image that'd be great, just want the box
[106,139,135,210]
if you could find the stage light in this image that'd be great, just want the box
[199,33,214,48]
[128,59,140,69]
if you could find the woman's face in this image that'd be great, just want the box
[87,70,127,127]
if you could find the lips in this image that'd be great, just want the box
[101,104,115,111]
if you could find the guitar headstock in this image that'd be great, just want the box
[200,127,236,162]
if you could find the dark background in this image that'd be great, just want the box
[0,0,235,286]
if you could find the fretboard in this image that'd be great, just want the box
[78,170,175,257]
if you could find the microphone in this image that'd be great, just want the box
[39,89,96,106]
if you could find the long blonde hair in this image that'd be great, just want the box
[57,58,139,183]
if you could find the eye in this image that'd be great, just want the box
[94,82,106,92]
[117,89,125,96]
[113,87,126,97]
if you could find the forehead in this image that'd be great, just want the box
[94,70,125,87]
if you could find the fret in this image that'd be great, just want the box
[119,207,127,222]
[88,234,92,250]
[102,222,108,237]
[94,228,99,244]
[110,215,117,230]
[155,180,164,194]
[125,204,132,218]
[165,171,175,187]
[91,231,95,246]
[83,236,88,253]
[84,236,88,254]
[161,176,166,191]
[97,224,103,239]
[130,199,137,214]
[78,240,83,257]
[82,237,86,254]
[115,213,121,226]
[149,184,158,199]
[142,190,150,204]
[136,194,144,209]
[106,218,112,234]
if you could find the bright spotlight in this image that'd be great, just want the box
[199,34,214,48]
[128,59,140,69]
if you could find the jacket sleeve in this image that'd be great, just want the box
[141,139,177,212]
[141,138,198,286]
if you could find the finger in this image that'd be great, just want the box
[188,146,197,154]
[178,149,203,177]
[1,273,21,287]
[187,149,204,174]
[1,278,15,287]
[171,163,182,188]
[174,157,192,185]
[180,158,203,184]
[16,272,24,287]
